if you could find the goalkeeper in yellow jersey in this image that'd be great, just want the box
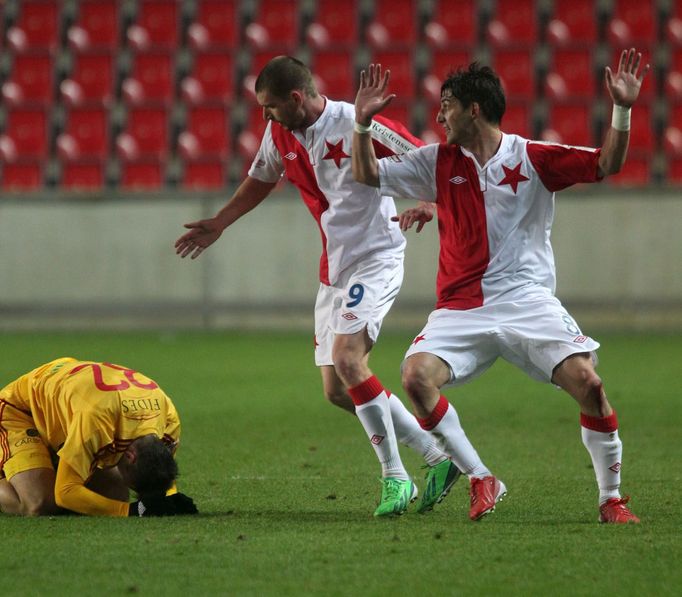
[0,357,198,517]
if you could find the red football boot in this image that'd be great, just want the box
[469,476,507,521]
[599,496,640,524]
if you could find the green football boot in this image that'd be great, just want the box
[417,459,462,514]
[373,477,418,517]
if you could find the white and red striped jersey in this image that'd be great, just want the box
[248,98,422,285]
[377,133,603,309]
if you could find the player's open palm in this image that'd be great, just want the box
[605,48,650,107]
[355,64,396,125]
[175,218,223,259]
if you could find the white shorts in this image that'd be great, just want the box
[314,252,403,366]
[403,292,600,385]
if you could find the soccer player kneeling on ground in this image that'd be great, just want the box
[0,357,198,517]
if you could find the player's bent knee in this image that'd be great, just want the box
[21,495,59,516]
[323,389,355,413]
[401,360,433,398]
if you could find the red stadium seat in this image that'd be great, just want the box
[1,160,43,190]
[502,102,532,138]
[545,48,597,100]
[116,104,169,160]
[188,0,240,50]
[245,0,300,51]
[607,153,651,186]
[1,52,54,106]
[425,0,477,49]
[312,50,356,101]
[664,50,682,101]
[663,103,682,156]
[181,51,235,104]
[60,51,115,106]
[607,0,657,47]
[546,0,598,47]
[122,52,175,104]
[67,0,121,51]
[666,2,682,46]
[423,50,473,101]
[627,103,654,153]
[306,0,359,50]
[370,51,416,101]
[366,0,417,50]
[56,105,109,161]
[236,105,268,162]
[182,159,227,189]
[178,104,231,160]
[127,0,180,50]
[541,102,594,147]
[487,0,538,48]
[6,0,60,52]
[491,49,535,101]
[667,155,682,183]
[0,107,49,160]
[120,159,165,189]
[61,160,106,190]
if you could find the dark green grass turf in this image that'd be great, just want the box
[1,331,680,596]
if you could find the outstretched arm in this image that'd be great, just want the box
[598,48,650,177]
[392,202,435,233]
[175,176,277,259]
[352,64,396,188]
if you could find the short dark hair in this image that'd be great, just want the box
[441,62,506,125]
[129,435,178,498]
[254,55,317,99]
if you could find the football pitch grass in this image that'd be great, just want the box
[1,330,680,596]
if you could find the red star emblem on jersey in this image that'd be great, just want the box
[413,334,426,345]
[498,162,529,193]
[322,139,350,168]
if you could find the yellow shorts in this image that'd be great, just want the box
[0,377,54,480]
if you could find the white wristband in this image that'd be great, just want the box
[354,121,372,134]
[611,105,631,132]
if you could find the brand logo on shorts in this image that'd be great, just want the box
[609,462,621,473]
[284,152,297,160]
[26,428,40,437]
[370,434,384,445]
[342,312,358,321]
[573,335,587,343]
[449,176,467,184]
[413,334,426,344]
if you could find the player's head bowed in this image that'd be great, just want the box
[121,434,178,497]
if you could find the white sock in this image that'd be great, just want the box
[355,394,408,479]
[349,376,408,480]
[580,412,622,505]
[387,392,447,467]
[419,396,490,478]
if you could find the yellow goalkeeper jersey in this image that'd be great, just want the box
[11,357,180,482]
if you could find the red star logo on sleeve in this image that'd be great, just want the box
[497,162,529,193]
[322,139,350,168]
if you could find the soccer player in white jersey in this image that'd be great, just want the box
[351,49,649,523]
[175,56,460,516]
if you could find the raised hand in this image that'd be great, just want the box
[605,48,650,107]
[175,218,223,259]
[354,64,396,125]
